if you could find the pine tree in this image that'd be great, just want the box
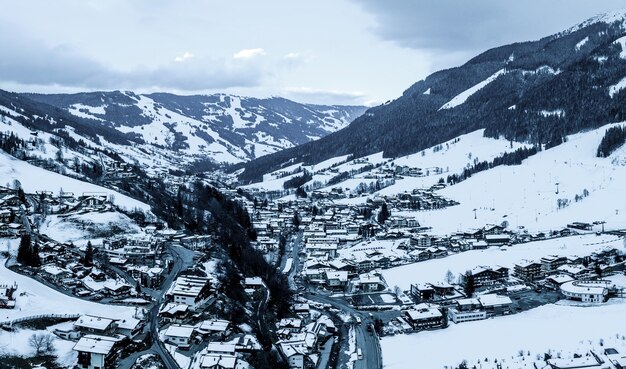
[463,271,475,297]
[84,241,94,267]
[17,234,31,265]
[292,211,300,230]
[31,241,41,267]
[377,203,390,224]
[17,187,26,204]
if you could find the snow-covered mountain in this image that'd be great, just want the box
[18,91,365,164]
[238,9,626,182]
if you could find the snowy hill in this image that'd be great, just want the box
[239,10,626,182]
[20,91,366,165]
[244,122,626,237]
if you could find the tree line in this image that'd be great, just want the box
[597,125,626,157]
[446,146,538,185]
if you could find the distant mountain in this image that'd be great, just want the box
[237,10,626,183]
[13,91,365,165]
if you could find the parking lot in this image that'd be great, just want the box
[508,288,562,312]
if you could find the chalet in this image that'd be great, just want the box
[556,264,590,279]
[42,264,71,283]
[293,303,310,317]
[278,318,303,333]
[206,342,237,355]
[90,270,107,282]
[0,283,17,309]
[179,235,212,251]
[403,304,445,330]
[484,234,511,246]
[567,222,593,231]
[540,255,568,275]
[463,229,483,240]
[74,315,118,336]
[200,354,238,369]
[470,240,489,250]
[195,319,231,339]
[0,194,21,207]
[79,193,108,209]
[467,266,509,287]
[115,318,143,339]
[448,298,486,323]
[355,273,386,292]
[483,224,505,235]
[167,276,212,310]
[428,281,459,299]
[244,277,266,290]
[103,281,132,297]
[0,208,12,223]
[278,341,309,369]
[164,324,195,347]
[545,274,574,290]
[514,260,544,282]
[325,271,348,288]
[73,334,122,369]
[410,283,435,302]
[159,303,190,323]
[478,294,512,316]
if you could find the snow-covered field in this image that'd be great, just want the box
[39,211,142,245]
[382,276,626,369]
[0,321,77,365]
[0,258,136,323]
[411,123,626,234]
[0,151,151,212]
[382,234,623,290]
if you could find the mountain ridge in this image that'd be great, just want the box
[17,90,366,165]
[237,11,626,183]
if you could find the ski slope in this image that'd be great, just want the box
[412,123,626,234]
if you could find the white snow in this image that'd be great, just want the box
[68,104,107,121]
[613,35,626,59]
[0,151,151,212]
[539,109,565,118]
[39,212,142,245]
[575,36,589,51]
[382,296,626,369]
[0,258,136,324]
[382,234,622,290]
[609,76,626,97]
[439,69,505,110]
[403,123,626,235]
[423,88,431,95]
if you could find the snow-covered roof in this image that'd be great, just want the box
[164,324,195,339]
[196,319,230,332]
[73,334,120,355]
[200,354,237,369]
[406,307,442,321]
[478,294,512,307]
[74,315,115,331]
[207,341,237,354]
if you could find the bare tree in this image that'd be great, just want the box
[29,332,56,356]
[445,270,455,284]
[394,285,403,298]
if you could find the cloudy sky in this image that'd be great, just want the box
[1,0,624,105]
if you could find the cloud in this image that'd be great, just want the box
[174,52,194,62]
[284,52,300,60]
[233,48,266,59]
[0,27,278,91]
[351,0,626,55]
[283,86,369,105]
